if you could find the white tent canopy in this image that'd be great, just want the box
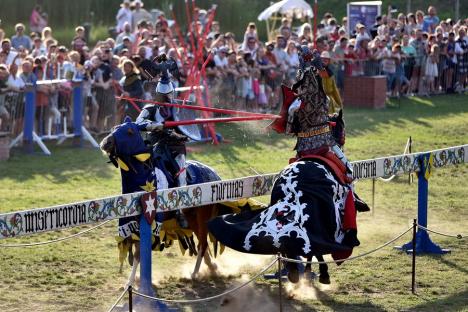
[257,0,313,21]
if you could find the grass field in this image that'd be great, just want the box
[0,94,467,312]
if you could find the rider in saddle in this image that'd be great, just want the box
[271,46,368,247]
[135,53,189,227]
[136,54,187,187]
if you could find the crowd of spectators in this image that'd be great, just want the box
[0,0,467,136]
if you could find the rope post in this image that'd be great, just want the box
[277,254,283,312]
[411,219,416,294]
[128,285,133,312]
[408,137,413,184]
[396,154,450,254]
[72,82,83,146]
[139,214,155,302]
[137,213,170,311]
[23,85,35,153]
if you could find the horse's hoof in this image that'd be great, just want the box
[319,274,331,284]
[209,263,218,272]
[286,263,300,283]
[191,272,198,280]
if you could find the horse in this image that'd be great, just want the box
[208,59,366,284]
[100,118,223,285]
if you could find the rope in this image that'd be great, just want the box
[378,138,411,182]
[280,226,413,265]
[106,286,129,312]
[0,220,112,248]
[418,224,465,239]
[132,258,278,303]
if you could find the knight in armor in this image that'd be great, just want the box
[288,46,353,175]
[135,53,189,227]
[270,46,369,246]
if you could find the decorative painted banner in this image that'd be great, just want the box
[352,144,466,179]
[1,144,466,239]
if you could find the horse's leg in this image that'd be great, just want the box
[126,242,140,287]
[285,253,300,284]
[316,254,330,284]
[200,205,217,273]
[304,254,312,273]
[182,207,208,279]
[191,247,205,279]
[203,246,217,272]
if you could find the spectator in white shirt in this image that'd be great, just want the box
[1,39,18,66]
[31,37,47,57]
[7,63,25,91]
[214,47,228,68]
[131,0,152,32]
[356,24,371,45]
[116,0,133,33]
[273,35,288,72]
[116,22,136,45]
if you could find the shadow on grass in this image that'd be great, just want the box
[428,254,468,275]
[1,142,115,183]
[288,282,387,312]
[409,289,468,311]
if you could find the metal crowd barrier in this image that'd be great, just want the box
[335,54,467,96]
[8,80,99,155]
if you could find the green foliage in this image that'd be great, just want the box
[0,94,467,311]
[0,0,466,45]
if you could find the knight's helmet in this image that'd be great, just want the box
[152,54,180,101]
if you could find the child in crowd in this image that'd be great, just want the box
[424,44,439,95]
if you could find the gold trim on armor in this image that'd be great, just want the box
[297,125,330,138]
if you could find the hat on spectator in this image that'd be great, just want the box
[356,23,366,29]
[320,51,331,59]
[15,23,25,31]
[219,46,229,54]
[123,36,131,42]
[58,46,68,53]
[121,0,130,7]
[133,0,144,7]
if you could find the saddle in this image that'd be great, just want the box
[289,148,352,185]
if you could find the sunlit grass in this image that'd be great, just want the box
[0,94,467,311]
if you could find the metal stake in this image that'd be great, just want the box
[411,219,417,294]
[277,254,283,312]
[372,178,376,216]
[128,285,133,312]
